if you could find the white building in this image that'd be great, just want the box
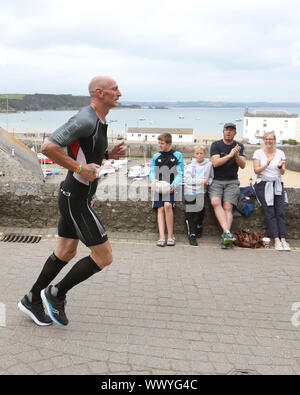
[126,127,194,143]
[243,107,300,145]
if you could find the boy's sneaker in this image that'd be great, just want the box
[222,231,236,245]
[188,234,198,246]
[18,293,52,326]
[41,285,69,326]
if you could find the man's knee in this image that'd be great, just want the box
[55,247,77,262]
[102,251,113,268]
[210,197,222,209]
[223,201,233,212]
[90,242,113,269]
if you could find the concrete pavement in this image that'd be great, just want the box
[1,227,300,375]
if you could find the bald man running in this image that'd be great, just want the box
[18,76,126,326]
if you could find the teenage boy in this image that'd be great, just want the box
[149,133,184,247]
[210,123,246,249]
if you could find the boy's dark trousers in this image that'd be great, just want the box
[184,194,206,236]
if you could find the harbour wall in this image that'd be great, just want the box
[18,138,300,172]
[1,180,299,239]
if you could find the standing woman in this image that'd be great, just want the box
[253,131,290,251]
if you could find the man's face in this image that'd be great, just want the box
[97,79,122,108]
[158,140,172,152]
[223,127,236,142]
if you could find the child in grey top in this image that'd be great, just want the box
[184,146,213,246]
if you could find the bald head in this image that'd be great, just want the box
[88,75,115,97]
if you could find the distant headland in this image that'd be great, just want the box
[0,94,157,113]
[0,93,300,113]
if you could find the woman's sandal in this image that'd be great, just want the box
[166,238,176,246]
[156,239,166,247]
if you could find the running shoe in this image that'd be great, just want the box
[221,231,236,245]
[220,240,231,249]
[18,293,52,326]
[41,285,69,326]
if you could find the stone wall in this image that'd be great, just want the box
[1,180,299,239]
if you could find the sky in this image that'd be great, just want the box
[1,0,300,102]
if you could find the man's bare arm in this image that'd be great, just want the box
[42,138,100,182]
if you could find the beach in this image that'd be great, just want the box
[239,161,300,188]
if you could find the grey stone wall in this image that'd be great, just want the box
[1,180,299,239]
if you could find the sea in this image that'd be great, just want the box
[1,106,300,138]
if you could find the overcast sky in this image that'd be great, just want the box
[1,0,300,102]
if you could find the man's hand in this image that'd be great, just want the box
[109,140,127,159]
[80,163,101,182]
[233,144,242,157]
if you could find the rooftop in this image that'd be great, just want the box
[244,109,298,118]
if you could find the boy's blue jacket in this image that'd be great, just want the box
[149,149,184,189]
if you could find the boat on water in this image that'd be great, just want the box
[97,159,128,178]
[127,164,150,179]
[235,118,242,122]
[42,168,62,177]
[42,169,53,176]
[37,153,53,164]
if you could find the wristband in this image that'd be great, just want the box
[75,163,82,174]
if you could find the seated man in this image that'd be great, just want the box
[209,123,246,249]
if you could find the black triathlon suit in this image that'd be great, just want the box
[49,106,108,246]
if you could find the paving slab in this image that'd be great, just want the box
[1,228,300,375]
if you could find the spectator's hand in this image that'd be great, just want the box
[278,159,286,169]
[170,184,175,193]
[229,147,237,158]
[266,158,272,167]
[233,145,242,157]
[202,178,210,186]
[151,179,158,191]
[110,140,127,159]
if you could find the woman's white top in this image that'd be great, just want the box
[252,148,286,179]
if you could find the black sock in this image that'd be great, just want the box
[30,253,68,302]
[55,256,101,298]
